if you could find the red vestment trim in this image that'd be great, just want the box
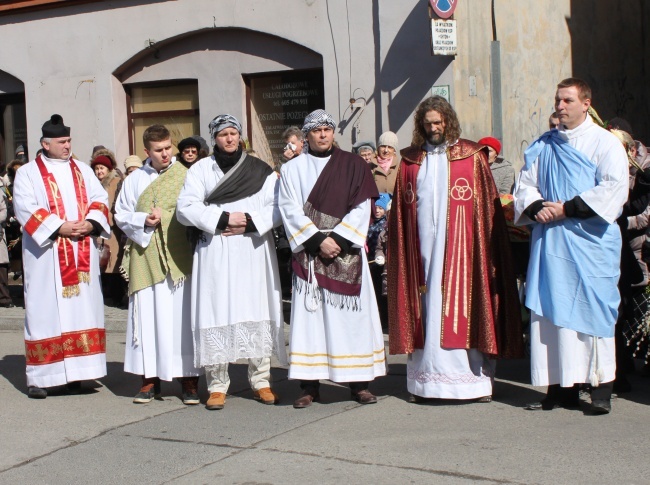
[70,161,91,278]
[35,156,92,296]
[88,201,109,221]
[24,208,51,236]
[25,328,106,366]
[386,151,426,353]
[441,156,475,349]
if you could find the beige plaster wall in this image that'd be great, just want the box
[0,0,453,163]
[452,0,572,170]
[449,0,492,144]
[0,0,375,162]
[10,0,644,172]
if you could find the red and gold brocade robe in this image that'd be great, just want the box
[387,140,523,358]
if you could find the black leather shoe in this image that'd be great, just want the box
[591,399,611,415]
[351,389,377,404]
[293,389,320,408]
[28,386,47,399]
[0,302,16,308]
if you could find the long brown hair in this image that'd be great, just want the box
[411,96,461,147]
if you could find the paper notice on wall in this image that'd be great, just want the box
[431,19,457,56]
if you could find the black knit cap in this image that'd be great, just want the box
[42,114,70,138]
[178,137,201,152]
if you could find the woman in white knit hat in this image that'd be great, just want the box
[370,131,399,194]
[123,155,143,176]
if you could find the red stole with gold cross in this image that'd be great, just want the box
[34,156,91,297]
[440,155,475,349]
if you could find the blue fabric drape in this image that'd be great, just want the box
[524,132,621,338]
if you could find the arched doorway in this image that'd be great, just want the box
[0,70,26,167]
[114,28,324,165]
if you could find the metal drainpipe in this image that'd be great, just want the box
[490,0,503,141]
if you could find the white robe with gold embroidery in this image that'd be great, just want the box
[13,155,110,388]
[279,152,386,382]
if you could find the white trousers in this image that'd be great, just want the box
[205,357,272,393]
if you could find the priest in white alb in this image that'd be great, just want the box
[115,124,202,405]
[279,110,386,408]
[176,114,286,411]
[13,114,110,399]
[514,78,628,414]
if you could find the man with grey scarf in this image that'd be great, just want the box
[177,114,287,411]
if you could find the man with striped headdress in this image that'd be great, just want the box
[514,78,629,414]
[279,109,386,408]
[13,114,110,399]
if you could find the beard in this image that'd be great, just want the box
[426,131,446,146]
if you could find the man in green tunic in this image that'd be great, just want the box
[115,125,202,405]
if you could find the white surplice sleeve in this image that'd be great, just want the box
[114,173,153,248]
[248,173,281,237]
[331,199,371,248]
[13,164,62,248]
[176,162,228,233]
[513,160,542,226]
[579,140,629,224]
[278,167,320,253]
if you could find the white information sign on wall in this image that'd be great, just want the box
[431,19,457,56]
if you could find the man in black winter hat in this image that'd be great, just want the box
[12,114,110,399]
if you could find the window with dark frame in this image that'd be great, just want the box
[125,81,200,160]
[0,93,26,167]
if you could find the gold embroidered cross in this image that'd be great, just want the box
[32,344,49,362]
[76,333,91,353]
